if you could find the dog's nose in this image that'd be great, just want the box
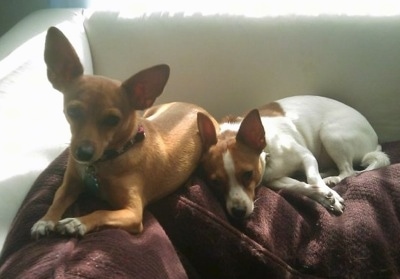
[75,141,95,162]
[230,207,247,219]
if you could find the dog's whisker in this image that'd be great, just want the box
[254,197,262,205]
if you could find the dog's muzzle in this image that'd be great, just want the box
[75,141,95,162]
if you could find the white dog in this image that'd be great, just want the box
[197,95,390,218]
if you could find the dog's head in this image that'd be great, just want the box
[44,27,170,164]
[197,109,267,219]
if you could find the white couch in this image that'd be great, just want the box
[1,8,399,252]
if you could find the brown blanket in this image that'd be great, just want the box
[1,141,399,278]
[0,152,188,279]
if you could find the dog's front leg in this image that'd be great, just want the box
[300,151,345,214]
[31,164,83,238]
[55,186,145,236]
[56,205,144,236]
[31,182,83,238]
[269,176,344,215]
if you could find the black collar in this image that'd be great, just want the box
[96,124,145,163]
[83,125,145,195]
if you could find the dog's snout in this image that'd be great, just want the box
[75,141,95,162]
[226,187,254,219]
[230,207,247,219]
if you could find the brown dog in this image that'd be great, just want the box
[31,27,214,237]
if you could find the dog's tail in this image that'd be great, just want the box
[361,145,390,171]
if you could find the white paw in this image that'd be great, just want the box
[56,218,87,236]
[323,176,342,186]
[31,220,56,239]
[319,189,345,215]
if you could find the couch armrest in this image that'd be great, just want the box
[0,8,92,72]
[0,9,93,251]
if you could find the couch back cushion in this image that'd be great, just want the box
[84,11,400,142]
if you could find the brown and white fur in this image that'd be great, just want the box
[197,95,390,218]
[31,27,215,238]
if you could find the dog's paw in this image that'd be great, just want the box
[31,220,56,239]
[56,218,87,236]
[321,190,345,215]
[323,176,342,186]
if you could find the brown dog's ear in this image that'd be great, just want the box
[197,112,218,152]
[44,27,84,91]
[122,64,170,110]
[236,109,266,153]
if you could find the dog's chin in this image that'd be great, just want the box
[71,154,100,166]
[70,146,104,165]
[73,157,94,166]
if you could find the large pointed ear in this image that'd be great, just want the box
[121,64,170,110]
[197,112,218,152]
[236,109,266,153]
[44,27,84,91]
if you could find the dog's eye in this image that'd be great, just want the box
[242,170,253,182]
[66,106,84,120]
[102,115,120,127]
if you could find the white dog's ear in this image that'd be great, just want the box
[197,112,218,152]
[44,27,84,91]
[122,64,170,110]
[236,109,266,153]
